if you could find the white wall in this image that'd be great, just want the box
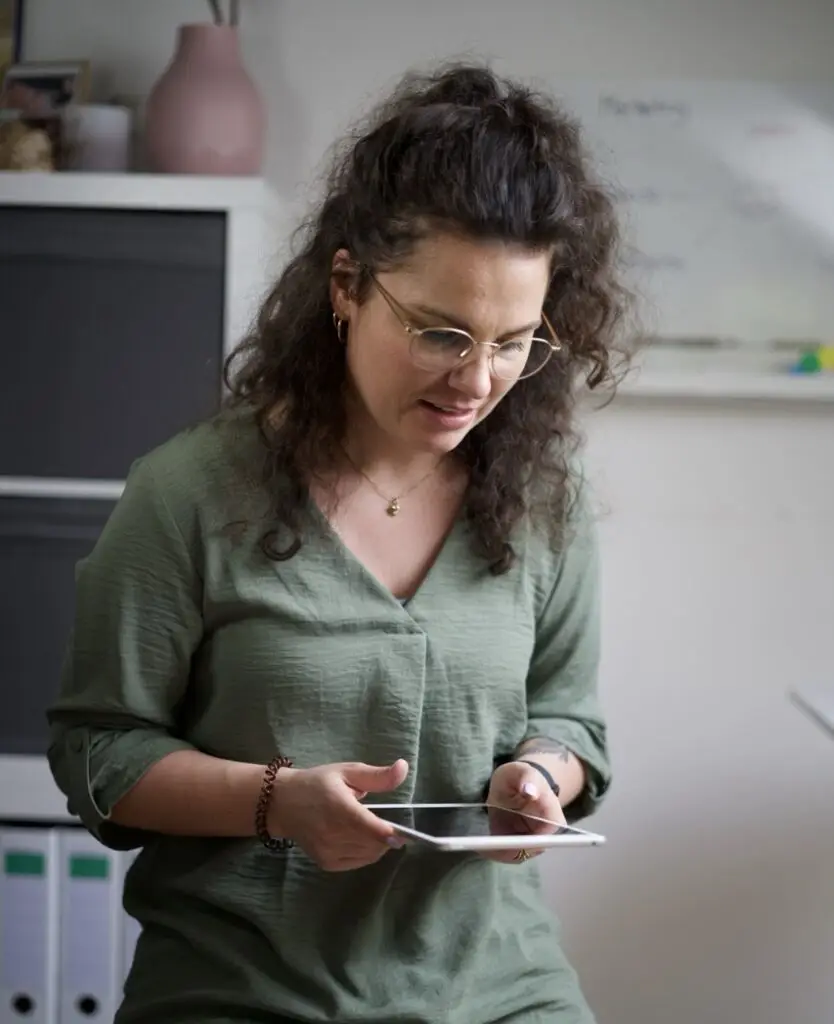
[24,2,834,1023]
[578,399,834,1024]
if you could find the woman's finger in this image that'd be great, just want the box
[319,845,391,872]
[520,781,540,801]
[495,782,540,813]
[524,799,567,834]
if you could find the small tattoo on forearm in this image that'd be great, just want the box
[517,737,572,763]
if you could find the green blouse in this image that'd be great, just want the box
[47,412,611,1024]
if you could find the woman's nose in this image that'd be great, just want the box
[450,347,493,399]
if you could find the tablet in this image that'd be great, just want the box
[368,802,606,852]
[790,685,834,739]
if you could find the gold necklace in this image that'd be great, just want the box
[342,448,444,517]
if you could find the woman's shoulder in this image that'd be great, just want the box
[137,408,261,483]
[119,408,270,537]
[515,463,600,608]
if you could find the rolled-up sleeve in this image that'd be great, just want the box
[524,503,611,823]
[47,455,203,850]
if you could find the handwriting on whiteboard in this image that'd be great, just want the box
[598,95,691,123]
[627,253,687,272]
[552,80,834,342]
[619,186,695,204]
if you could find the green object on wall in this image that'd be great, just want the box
[796,351,822,373]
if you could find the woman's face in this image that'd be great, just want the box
[331,233,552,456]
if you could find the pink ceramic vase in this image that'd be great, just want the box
[144,23,265,176]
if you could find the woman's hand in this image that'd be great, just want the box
[484,760,566,864]
[268,759,409,871]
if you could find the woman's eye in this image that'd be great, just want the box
[421,330,471,350]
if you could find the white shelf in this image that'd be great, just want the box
[621,368,834,403]
[0,477,125,500]
[0,756,76,823]
[0,170,269,211]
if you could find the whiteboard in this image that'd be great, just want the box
[551,80,834,357]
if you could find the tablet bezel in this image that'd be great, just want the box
[368,802,606,852]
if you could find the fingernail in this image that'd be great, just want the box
[521,783,539,799]
[386,836,405,849]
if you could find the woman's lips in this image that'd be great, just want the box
[418,400,479,429]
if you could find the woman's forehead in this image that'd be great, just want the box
[382,235,551,318]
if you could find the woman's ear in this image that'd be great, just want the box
[330,248,360,320]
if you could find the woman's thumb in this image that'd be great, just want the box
[343,759,409,793]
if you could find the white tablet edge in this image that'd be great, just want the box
[789,687,834,738]
[399,829,606,852]
[368,802,606,850]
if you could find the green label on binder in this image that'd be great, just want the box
[69,854,109,880]
[4,851,45,877]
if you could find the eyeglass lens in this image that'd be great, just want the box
[412,329,552,380]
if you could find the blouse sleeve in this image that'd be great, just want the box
[523,501,611,823]
[47,456,203,850]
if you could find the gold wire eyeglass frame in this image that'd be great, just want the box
[370,275,561,381]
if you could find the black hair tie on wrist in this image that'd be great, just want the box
[481,758,562,803]
[516,759,561,798]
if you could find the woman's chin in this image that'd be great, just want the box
[404,425,470,456]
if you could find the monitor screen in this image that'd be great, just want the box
[0,205,226,480]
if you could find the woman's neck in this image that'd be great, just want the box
[341,426,446,492]
[340,399,448,489]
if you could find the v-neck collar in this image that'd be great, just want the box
[304,492,464,614]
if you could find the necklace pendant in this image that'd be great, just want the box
[386,497,400,517]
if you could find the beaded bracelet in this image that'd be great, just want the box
[255,755,295,851]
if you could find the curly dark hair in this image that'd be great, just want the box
[225,61,632,574]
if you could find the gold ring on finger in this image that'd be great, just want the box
[514,848,532,863]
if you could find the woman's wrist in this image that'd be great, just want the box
[513,758,561,797]
[221,759,274,836]
[255,757,296,849]
[110,751,284,838]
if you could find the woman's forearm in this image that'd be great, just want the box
[111,742,583,836]
[110,749,285,837]
[514,736,586,808]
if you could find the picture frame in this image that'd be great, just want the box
[0,0,25,69]
[0,59,91,169]
[0,59,91,118]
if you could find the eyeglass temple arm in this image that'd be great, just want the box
[541,311,562,350]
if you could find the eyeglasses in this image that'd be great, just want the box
[370,276,561,382]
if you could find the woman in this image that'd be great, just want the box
[47,62,629,1024]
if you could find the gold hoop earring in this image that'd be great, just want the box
[332,312,347,344]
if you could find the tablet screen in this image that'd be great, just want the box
[369,803,586,839]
